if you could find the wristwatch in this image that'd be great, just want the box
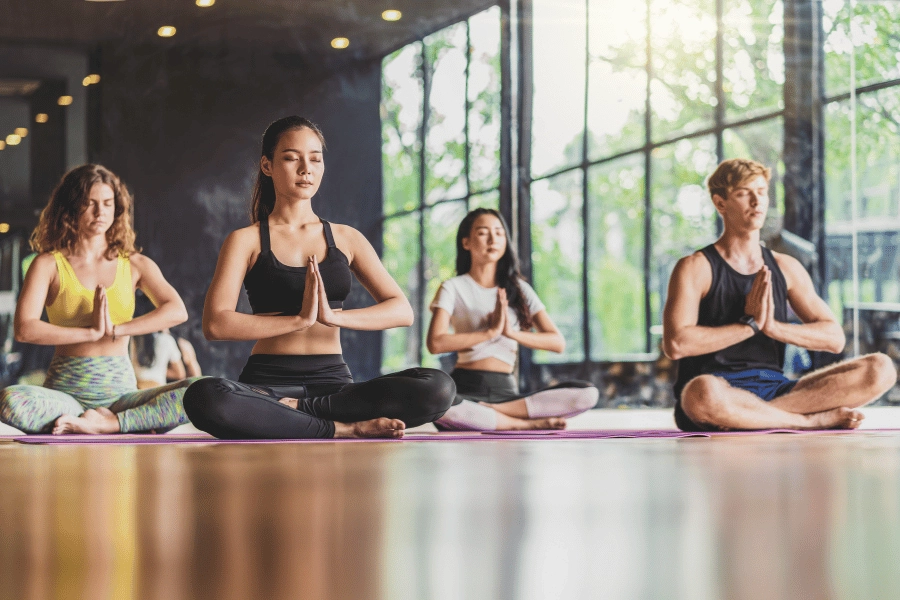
[738,314,760,334]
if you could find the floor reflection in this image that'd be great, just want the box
[2,434,900,599]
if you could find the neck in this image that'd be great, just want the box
[468,261,498,288]
[269,196,318,225]
[715,226,762,258]
[71,234,111,259]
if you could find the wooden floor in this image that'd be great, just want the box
[2,429,900,599]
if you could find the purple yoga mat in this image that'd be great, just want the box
[12,428,891,445]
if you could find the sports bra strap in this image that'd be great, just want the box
[322,220,336,249]
[259,217,271,253]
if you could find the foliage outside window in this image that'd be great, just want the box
[381,7,502,371]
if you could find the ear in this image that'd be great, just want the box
[260,156,273,177]
[461,236,471,251]
[711,193,727,216]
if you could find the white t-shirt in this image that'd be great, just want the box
[430,274,546,366]
[133,332,182,384]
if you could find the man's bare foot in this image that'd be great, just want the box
[52,407,121,435]
[804,407,864,430]
[278,397,299,409]
[495,412,567,430]
[333,418,405,439]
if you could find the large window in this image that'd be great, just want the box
[529,0,785,362]
[381,7,502,371]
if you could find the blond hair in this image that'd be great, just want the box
[31,164,138,259]
[707,158,771,200]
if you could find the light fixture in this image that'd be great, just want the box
[381,9,402,21]
[0,141,5,150]
[158,26,176,38]
[0,224,9,234]
[88,74,101,84]
[196,0,215,6]
[14,128,27,138]
[58,96,73,106]
[35,113,49,123]
[6,134,21,146]
[331,37,350,49]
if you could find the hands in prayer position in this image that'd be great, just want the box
[486,288,508,340]
[90,286,116,342]
[298,255,340,330]
[744,266,777,335]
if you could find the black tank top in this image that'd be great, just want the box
[243,218,352,314]
[673,244,788,399]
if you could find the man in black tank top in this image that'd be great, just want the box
[662,158,896,431]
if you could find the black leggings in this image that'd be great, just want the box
[183,354,456,439]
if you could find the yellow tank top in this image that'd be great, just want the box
[46,251,135,328]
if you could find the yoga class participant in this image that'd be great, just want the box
[426,208,598,431]
[182,116,455,439]
[0,165,195,434]
[663,158,896,431]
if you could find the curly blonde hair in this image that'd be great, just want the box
[30,164,138,259]
[707,158,771,200]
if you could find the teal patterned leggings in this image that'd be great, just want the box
[0,355,199,434]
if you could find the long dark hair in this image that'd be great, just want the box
[456,208,533,330]
[250,116,326,224]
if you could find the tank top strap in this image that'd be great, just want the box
[321,220,336,249]
[52,251,76,291]
[259,217,271,253]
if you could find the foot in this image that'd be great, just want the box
[494,412,567,431]
[333,418,406,439]
[803,407,864,430]
[278,397,299,409]
[52,407,121,435]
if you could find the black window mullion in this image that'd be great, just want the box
[465,19,472,210]
[417,44,432,367]
[582,0,591,363]
[643,0,654,354]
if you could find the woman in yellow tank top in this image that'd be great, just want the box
[0,165,197,435]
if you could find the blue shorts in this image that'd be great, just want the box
[675,369,797,431]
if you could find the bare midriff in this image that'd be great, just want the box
[250,312,343,356]
[53,338,130,358]
[454,356,514,374]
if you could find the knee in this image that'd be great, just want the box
[573,386,600,411]
[182,377,228,419]
[411,368,456,413]
[680,375,725,422]
[863,353,897,395]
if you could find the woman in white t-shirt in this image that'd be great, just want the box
[427,208,598,430]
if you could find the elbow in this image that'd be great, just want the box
[202,317,224,341]
[425,340,438,356]
[398,300,414,328]
[553,335,566,354]
[14,323,34,345]
[830,334,846,355]
[662,337,684,361]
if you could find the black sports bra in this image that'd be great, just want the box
[243,218,352,314]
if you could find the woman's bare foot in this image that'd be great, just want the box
[333,418,405,439]
[494,412,567,431]
[803,407,864,430]
[52,407,121,435]
[278,397,299,409]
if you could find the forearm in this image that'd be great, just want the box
[326,298,413,331]
[663,324,754,360]
[204,311,312,341]
[116,301,188,337]
[428,331,494,354]
[506,329,565,353]
[765,320,845,354]
[15,319,99,345]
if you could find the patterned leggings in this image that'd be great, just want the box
[0,355,198,434]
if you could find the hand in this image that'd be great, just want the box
[760,272,778,336]
[299,256,319,328]
[486,288,507,340]
[313,256,338,327]
[744,266,770,327]
[90,286,109,341]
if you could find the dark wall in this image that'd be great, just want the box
[93,44,384,381]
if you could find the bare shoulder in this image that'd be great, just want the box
[127,252,162,277]
[675,251,712,279]
[771,250,811,289]
[29,252,58,272]
[330,223,371,261]
[669,251,713,298]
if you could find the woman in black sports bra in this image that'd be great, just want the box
[183,116,455,439]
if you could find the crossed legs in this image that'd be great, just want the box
[680,353,897,431]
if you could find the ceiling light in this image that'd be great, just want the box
[331,37,350,49]
[382,9,402,21]
[158,26,176,38]
[88,74,101,84]
[196,0,215,6]
[14,128,27,138]
[0,224,9,234]
[83,76,91,86]
[0,141,5,150]
[6,134,21,146]
[35,113,49,124]
[58,96,73,106]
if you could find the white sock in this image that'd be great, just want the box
[524,386,599,419]
[435,400,499,431]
